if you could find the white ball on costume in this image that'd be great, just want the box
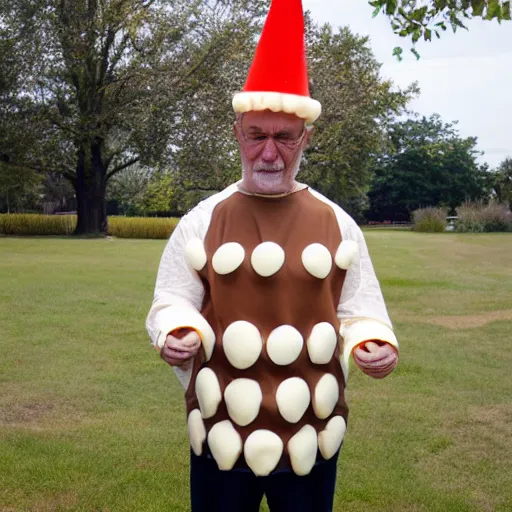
[223,321,262,370]
[288,424,318,476]
[318,416,347,460]
[184,238,207,271]
[208,420,243,470]
[244,430,283,476]
[334,240,358,270]
[266,325,303,366]
[307,322,337,365]
[302,243,332,279]
[251,242,285,277]
[224,378,262,427]
[187,409,206,456]
[276,377,310,423]
[195,367,222,419]
[212,242,245,275]
[313,373,339,420]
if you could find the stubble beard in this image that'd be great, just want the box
[241,152,303,195]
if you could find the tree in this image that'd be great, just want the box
[40,173,77,213]
[370,0,511,59]
[0,163,42,213]
[492,157,512,209]
[367,114,489,221]
[106,164,151,216]
[301,21,417,221]
[0,0,265,235]
[130,18,417,221]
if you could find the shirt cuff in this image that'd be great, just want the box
[339,319,399,380]
[155,306,216,361]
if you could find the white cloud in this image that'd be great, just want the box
[303,0,512,168]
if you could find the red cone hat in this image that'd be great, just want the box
[232,0,321,124]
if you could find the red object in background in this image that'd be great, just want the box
[243,0,309,97]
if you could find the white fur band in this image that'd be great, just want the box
[232,92,322,124]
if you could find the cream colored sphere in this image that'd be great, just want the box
[276,377,311,423]
[224,379,262,427]
[212,242,245,275]
[334,240,358,269]
[223,321,262,370]
[313,373,339,420]
[208,420,243,470]
[251,242,285,277]
[288,425,318,476]
[266,325,304,366]
[307,322,337,365]
[318,416,347,460]
[244,430,284,476]
[184,238,207,271]
[302,243,333,279]
[195,367,222,419]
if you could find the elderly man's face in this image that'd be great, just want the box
[235,110,310,195]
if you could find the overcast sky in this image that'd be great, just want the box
[303,0,512,169]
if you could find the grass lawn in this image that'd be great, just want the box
[1,232,511,511]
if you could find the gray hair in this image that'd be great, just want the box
[234,112,313,132]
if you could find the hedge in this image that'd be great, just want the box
[0,214,180,239]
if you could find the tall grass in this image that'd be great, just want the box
[456,201,512,232]
[0,214,179,239]
[412,207,448,232]
[108,216,179,239]
[0,214,76,235]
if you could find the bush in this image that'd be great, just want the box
[0,214,180,239]
[0,214,76,235]
[455,201,512,233]
[412,207,448,233]
[108,216,179,239]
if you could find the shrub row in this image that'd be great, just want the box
[0,214,180,239]
[108,216,179,239]
[412,207,448,233]
[0,214,76,236]
[455,202,512,233]
[411,202,512,233]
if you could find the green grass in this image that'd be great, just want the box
[1,232,512,511]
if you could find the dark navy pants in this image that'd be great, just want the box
[190,452,339,512]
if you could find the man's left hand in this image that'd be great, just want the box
[353,341,398,379]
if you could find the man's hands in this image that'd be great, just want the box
[160,328,202,369]
[353,341,398,379]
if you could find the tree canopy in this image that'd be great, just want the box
[106,16,418,222]
[301,20,417,221]
[367,114,490,221]
[0,0,265,233]
[492,157,512,209]
[2,1,502,230]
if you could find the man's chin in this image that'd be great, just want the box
[253,172,287,194]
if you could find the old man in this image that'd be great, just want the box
[146,1,399,510]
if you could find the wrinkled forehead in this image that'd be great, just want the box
[238,110,306,133]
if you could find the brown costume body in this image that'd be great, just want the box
[185,189,349,471]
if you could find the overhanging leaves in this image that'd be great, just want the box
[368,0,511,59]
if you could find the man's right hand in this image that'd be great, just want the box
[160,328,202,369]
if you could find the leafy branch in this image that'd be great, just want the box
[369,0,511,59]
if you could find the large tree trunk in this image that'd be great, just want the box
[73,142,107,236]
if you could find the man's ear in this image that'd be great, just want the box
[233,122,241,141]
[304,126,314,149]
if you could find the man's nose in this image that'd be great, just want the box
[261,137,279,162]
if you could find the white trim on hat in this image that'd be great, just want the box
[232,91,322,124]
